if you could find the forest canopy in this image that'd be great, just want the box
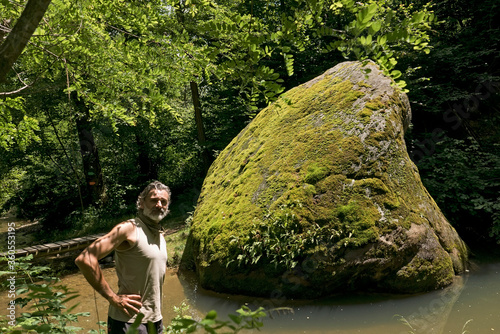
[0,0,498,248]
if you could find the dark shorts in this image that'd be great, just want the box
[107,316,164,334]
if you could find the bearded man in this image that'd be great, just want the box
[75,181,170,334]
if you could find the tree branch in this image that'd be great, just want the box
[0,84,31,96]
[0,0,52,83]
[0,57,59,96]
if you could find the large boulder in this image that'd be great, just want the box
[182,61,468,298]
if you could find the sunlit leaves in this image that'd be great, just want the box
[314,0,436,90]
[1,0,437,132]
[1,0,193,132]
[283,53,295,77]
[0,97,40,151]
[168,305,268,333]
[356,3,378,26]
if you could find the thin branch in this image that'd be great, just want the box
[14,68,29,86]
[63,57,70,100]
[1,14,82,95]
[0,81,64,96]
[45,107,85,211]
[46,150,73,181]
[0,57,59,96]
[0,25,11,33]
[6,0,24,8]
[28,40,61,59]
[38,12,83,38]
[0,84,31,96]
[105,24,141,39]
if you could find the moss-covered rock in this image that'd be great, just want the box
[181,61,469,298]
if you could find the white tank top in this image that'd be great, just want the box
[108,218,168,323]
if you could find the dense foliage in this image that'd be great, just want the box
[0,0,499,247]
[402,0,500,247]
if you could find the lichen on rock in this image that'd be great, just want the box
[181,60,469,298]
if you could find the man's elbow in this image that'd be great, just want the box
[74,251,88,269]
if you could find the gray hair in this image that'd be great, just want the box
[136,181,171,211]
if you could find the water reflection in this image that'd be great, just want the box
[175,261,499,334]
[2,260,499,333]
[177,270,461,334]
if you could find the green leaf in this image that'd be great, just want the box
[205,310,217,320]
[370,20,382,33]
[358,3,377,24]
[390,70,402,79]
[411,11,426,23]
[365,34,372,45]
[228,313,242,325]
[377,35,387,45]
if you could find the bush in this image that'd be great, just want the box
[415,136,500,246]
[0,255,90,333]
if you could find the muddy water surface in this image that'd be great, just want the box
[178,260,500,334]
[3,260,499,334]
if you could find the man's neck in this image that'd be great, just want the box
[137,211,163,232]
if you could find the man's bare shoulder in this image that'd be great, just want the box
[114,219,136,231]
[107,219,137,251]
[107,219,136,239]
[77,219,137,259]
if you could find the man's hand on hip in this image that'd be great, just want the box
[109,294,143,317]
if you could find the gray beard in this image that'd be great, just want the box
[143,206,167,222]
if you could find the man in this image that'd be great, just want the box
[75,181,170,334]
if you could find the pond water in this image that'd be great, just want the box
[2,258,499,333]
[174,260,500,334]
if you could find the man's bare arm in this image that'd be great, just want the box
[75,220,142,316]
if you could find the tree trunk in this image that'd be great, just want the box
[73,95,104,205]
[190,81,211,174]
[135,119,158,184]
[0,0,52,83]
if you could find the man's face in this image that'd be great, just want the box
[140,189,170,222]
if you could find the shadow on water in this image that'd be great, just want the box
[175,269,469,334]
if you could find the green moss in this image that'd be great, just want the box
[304,163,329,184]
[338,136,365,173]
[356,80,372,89]
[358,108,373,120]
[371,131,388,142]
[353,178,389,195]
[334,200,379,246]
[401,212,426,229]
[396,253,454,288]
[302,183,317,196]
[365,99,385,111]
[336,201,363,224]
[383,196,400,210]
